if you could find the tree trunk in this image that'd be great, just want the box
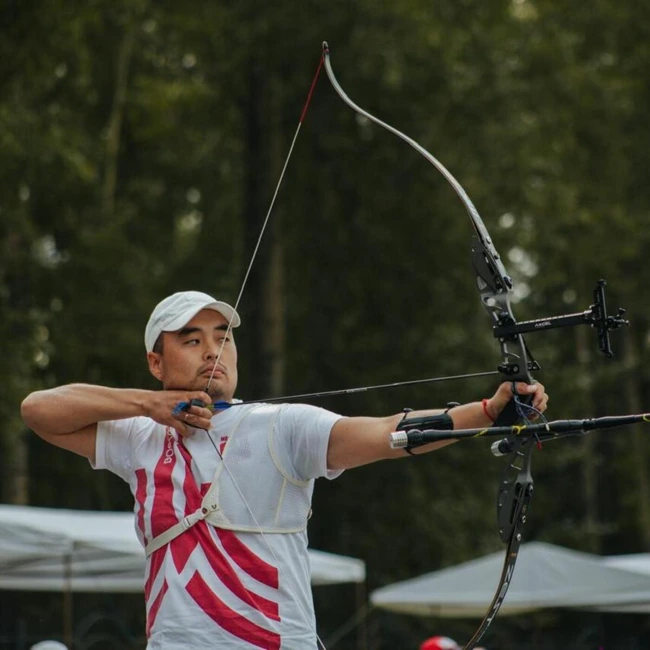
[263,75,286,397]
[2,414,29,504]
[101,22,135,217]
[241,61,271,399]
[577,326,600,553]
[624,332,650,548]
[239,49,289,399]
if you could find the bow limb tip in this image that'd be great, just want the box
[322,41,330,55]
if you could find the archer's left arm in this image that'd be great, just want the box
[326,381,548,470]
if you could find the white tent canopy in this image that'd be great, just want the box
[605,553,650,575]
[370,541,650,617]
[0,505,365,592]
[591,553,650,613]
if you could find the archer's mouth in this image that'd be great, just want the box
[200,367,225,378]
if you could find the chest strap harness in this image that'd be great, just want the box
[145,499,219,557]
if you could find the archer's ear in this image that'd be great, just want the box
[147,351,163,381]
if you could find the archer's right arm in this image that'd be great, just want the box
[21,384,213,463]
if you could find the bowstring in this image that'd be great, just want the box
[199,55,329,650]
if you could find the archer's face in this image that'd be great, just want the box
[147,309,238,402]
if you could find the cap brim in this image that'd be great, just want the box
[162,301,241,334]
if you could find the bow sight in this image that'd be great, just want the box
[471,231,629,379]
[492,278,628,371]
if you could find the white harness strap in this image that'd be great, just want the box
[145,502,215,557]
[144,406,257,558]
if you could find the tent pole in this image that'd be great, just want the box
[63,550,73,648]
[357,580,368,650]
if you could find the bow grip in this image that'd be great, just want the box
[493,383,533,427]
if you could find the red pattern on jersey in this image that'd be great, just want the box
[218,435,229,455]
[135,468,148,545]
[150,429,181,538]
[174,439,280,620]
[145,546,167,603]
[139,429,283,642]
[146,578,168,637]
[186,572,281,650]
[186,520,280,621]
[143,431,180,630]
[217,528,279,589]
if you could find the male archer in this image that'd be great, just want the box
[21,290,548,649]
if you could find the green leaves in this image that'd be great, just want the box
[3,0,650,645]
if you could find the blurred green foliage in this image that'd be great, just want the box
[2,0,650,647]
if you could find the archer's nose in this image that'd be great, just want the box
[203,340,223,360]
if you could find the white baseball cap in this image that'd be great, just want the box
[30,642,68,650]
[144,291,241,353]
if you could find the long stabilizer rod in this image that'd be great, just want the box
[390,413,650,450]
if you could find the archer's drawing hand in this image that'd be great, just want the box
[486,381,549,422]
[146,390,213,437]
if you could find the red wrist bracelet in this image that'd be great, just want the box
[482,398,495,422]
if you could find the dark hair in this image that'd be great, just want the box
[153,335,164,354]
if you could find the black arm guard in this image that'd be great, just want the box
[396,411,454,455]
[396,412,454,433]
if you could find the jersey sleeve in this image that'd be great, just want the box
[92,417,146,483]
[274,404,345,481]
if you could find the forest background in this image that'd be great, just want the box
[1,0,650,648]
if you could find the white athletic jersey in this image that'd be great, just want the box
[93,402,343,649]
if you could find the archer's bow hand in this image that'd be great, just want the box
[485,381,549,423]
